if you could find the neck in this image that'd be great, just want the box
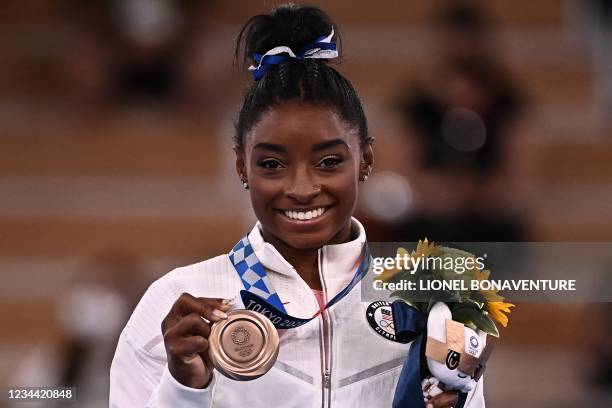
[260,221,355,291]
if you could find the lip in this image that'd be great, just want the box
[276,206,332,226]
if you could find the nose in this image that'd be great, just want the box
[285,167,321,203]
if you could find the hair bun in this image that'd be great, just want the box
[236,4,339,66]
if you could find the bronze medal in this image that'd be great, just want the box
[208,309,279,381]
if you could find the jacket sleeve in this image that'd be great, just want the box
[109,280,218,407]
[463,375,485,408]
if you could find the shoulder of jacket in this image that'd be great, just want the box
[165,254,231,281]
[153,253,235,295]
[120,253,237,350]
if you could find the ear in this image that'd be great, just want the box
[359,141,374,180]
[235,149,247,182]
[427,302,452,343]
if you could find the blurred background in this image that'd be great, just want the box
[1,0,611,406]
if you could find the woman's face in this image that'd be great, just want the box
[237,101,372,250]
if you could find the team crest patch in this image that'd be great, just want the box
[366,301,398,342]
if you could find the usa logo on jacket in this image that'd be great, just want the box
[366,301,400,342]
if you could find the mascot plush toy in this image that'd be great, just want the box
[380,240,514,407]
[424,302,490,396]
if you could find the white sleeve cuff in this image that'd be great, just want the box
[150,364,216,407]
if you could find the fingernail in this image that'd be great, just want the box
[219,298,234,311]
[212,309,228,320]
[426,404,433,408]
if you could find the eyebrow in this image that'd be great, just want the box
[253,143,288,153]
[312,139,349,151]
[252,138,348,153]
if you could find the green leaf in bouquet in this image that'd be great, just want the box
[449,300,481,314]
[456,281,472,302]
[395,269,422,283]
[462,297,485,310]
[389,290,426,313]
[453,317,478,331]
[386,262,427,286]
[452,305,500,338]
[426,290,462,313]
[475,313,500,338]
[433,247,480,277]
[434,290,462,304]
[390,289,421,303]
[469,290,489,306]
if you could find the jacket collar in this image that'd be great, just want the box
[246,217,366,284]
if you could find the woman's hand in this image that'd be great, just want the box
[161,293,233,389]
[422,376,460,408]
[427,391,459,408]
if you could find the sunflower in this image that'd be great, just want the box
[473,269,505,303]
[386,241,516,334]
[379,247,409,282]
[485,302,515,328]
[414,238,436,259]
[380,239,436,282]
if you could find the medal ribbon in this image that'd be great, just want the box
[228,235,371,329]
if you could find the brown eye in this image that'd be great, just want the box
[259,158,284,169]
[317,156,343,168]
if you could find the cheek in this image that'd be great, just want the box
[327,172,359,212]
[249,181,279,210]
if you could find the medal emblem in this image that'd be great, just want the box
[208,309,279,381]
[366,301,399,342]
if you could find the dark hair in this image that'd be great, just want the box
[233,4,369,150]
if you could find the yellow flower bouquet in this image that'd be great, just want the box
[381,239,514,337]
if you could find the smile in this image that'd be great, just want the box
[282,207,327,221]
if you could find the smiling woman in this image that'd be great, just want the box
[109,4,482,408]
[238,102,372,288]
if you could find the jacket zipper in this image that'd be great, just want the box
[318,248,333,408]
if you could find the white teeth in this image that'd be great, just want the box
[283,207,327,220]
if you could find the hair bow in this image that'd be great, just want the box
[248,28,338,81]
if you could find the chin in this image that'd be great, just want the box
[282,232,330,250]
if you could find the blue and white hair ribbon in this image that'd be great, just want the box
[248,27,338,81]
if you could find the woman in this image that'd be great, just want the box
[110,5,484,407]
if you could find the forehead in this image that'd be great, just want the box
[244,102,358,151]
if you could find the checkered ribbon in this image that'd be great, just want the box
[228,235,287,313]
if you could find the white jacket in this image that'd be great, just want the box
[110,219,485,407]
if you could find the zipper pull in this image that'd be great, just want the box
[324,369,331,388]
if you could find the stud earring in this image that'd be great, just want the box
[361,168,371,181]
[242,181,249,189]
